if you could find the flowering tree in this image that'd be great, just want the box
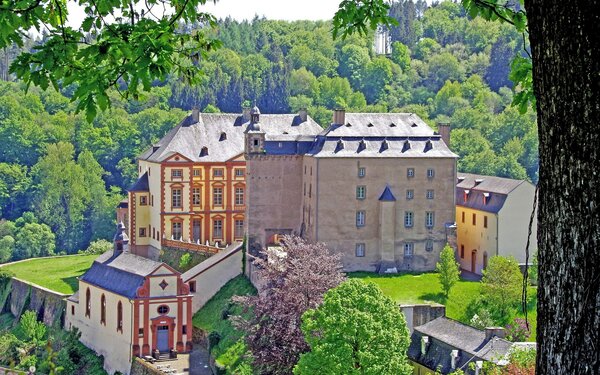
[233,235,345,374]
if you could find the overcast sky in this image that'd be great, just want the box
[65,0,345,28]
[199,0,343,21]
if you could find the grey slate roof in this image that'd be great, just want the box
[80,251,167,299]
[456,173,530,213]
[457,173,525,195]
[308,113,457,159]
[129,172,149,192]
[327,113,437,137]
[408,317,514,374]
[138,112,323,163]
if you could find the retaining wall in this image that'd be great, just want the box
[0,277,67,326]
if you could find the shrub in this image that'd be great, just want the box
[208,331,222,351]
[81,239,112,255]
[505,318,531,342]
[179,253,192,270]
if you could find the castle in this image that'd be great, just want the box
[126,107,457,272]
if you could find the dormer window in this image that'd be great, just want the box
[345,123,352,127]
[200,147,209,157]
[411,122,418,127]
[483,192,490,204]
[421,336,429,355]
[402,140,411,152]
[424,139,433,152]
[367,122,374,127]
[357,140,366,153]
[335,139,344,153]
[451,350,459,369]
[390,123,396,127]
[380,139,389,152]
[219,132,227,141]
[463,189,470,203]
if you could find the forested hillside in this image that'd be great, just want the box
[0,0,538,260]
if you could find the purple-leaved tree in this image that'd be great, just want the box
[233,235,345,375]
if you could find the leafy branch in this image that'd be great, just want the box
[3,0,220,121]
[461,0,535,113]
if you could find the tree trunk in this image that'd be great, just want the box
[525,1,600,373]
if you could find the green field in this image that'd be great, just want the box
[350,272,537,340]
[1,254,97,294]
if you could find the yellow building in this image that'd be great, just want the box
[65,223,194,375]
[128,107,322,258]
[455,173,537,274]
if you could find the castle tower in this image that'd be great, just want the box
[378,185,397,273]
[245,105,265,155]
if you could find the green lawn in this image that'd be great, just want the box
[1,254,97,294]
[193,275,256,374]
[350,272,537,341]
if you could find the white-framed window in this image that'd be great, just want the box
[358,167,366,177]
[426,211,435,228]
[427,168,435,178]
[407,168,415,178]
[172,188,182,208]
[405,211,414,228]
[172,222,182,240]
[193,168,201,177]
[235,168,244,177]
[213,219,223,238]
[171,169,183,178]
[356,186,366,199]
[139,195,147,205]
[406,189,414,200]
[213,187,223,206]
[425,239,434,252]
[404,243,414,257]
[356,211,366,227]
[355,243,365,257]
[213,168,224,177]
[235,187,245,205]
[426,190,434,199]
[234,219,244,238]
[192,187,201,206]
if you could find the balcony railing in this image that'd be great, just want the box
[162,239,220,254]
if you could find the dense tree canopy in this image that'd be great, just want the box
[295,279,412,375]
[0,2,538,259]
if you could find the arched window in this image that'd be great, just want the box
[100,294,106,325]
[117,301,123,333]
[85,288,91,318]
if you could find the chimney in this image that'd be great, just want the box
[191,106,200,123]
[485,327,506,340]
[113,221,129,256]
[242,106,251,122]
[437,122,451,148]
[298,108,308,122]
[332,108,346,126]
